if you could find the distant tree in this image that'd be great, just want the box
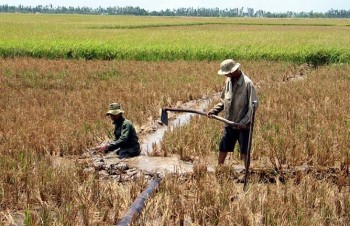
[0,5,350,18]
[247,8,254,17]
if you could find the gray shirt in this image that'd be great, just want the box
[210,73,258,126]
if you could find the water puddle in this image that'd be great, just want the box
[125,155,215,175]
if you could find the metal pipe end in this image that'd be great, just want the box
[160,108,168,126]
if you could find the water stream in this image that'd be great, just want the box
[127,95,219,174]
[140,96,213,155]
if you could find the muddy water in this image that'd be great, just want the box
[125,155,215,175]
[140,95,216,155]
[136,95,219,174]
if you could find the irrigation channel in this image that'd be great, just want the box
[73,92,349,226]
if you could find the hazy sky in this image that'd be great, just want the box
[1,0,349,12]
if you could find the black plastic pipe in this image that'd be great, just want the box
[117,177,162,226]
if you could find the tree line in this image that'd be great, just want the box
[1,5,350,18]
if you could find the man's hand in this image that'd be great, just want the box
[237,124,244,130]
[206,110,215,118]
[98,144,110,153]
[237,124,249,130]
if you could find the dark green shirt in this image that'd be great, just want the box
[107,117,140,151]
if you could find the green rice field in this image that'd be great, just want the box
[1,14,350,64]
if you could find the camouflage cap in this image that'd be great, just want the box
[106,103,124,116]
[217,59,240,75]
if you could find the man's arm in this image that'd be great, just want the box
[207,88,225,116]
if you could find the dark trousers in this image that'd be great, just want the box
[219,127,250,154]
[117,147,141,159]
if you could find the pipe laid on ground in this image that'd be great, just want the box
[117,177,162,226]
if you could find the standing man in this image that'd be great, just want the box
[99,103,141,159]
[207,59,258,166]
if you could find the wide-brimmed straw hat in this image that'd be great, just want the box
[106,103,124,115]
[217,59,240,75]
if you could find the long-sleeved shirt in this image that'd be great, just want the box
[210,73,258,126]
[107,117,140,151]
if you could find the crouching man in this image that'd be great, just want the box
[99,103,141,159]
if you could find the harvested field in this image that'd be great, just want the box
[1,57,349,225]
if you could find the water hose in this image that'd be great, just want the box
[117,177,162,226]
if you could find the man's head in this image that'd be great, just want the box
[106,103,124,120]
[217,59,241,78]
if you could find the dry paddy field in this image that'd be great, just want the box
[0,14,349,225]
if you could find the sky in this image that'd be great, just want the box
[1,0,349,13]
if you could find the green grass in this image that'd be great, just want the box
[1,14,350,64]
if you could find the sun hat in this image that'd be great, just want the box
[106,103,124,115]
[217,59,240,75]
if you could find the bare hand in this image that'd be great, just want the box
[237,124,248,130]
[206,111,214,118]
[98,144,109,153]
